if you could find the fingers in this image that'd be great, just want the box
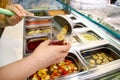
[55,53,68,64]
[56,58,65,63]
[56,51,69,63]
[6,4,33,17]
[42,40,71,52]
[25,11,34,16]
[40,39,51,46]
[54,43,71,52]
[6,4,24,17]
[13,4,27,16]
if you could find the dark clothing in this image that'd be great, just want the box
[111,0,117,4]
[0,28,4,38]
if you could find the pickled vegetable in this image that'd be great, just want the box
[27,28,51,35]
[89,52,114,66]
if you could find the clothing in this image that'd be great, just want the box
[111,0,117,4]
[0,28,4,38]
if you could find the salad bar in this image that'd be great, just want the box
[22,0,120,80]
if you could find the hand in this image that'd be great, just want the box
[31,39,71,68]
[5,4,34,26]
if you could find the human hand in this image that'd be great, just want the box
[31,39,71,68]
[5,4,34,26]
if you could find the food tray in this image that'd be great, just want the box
[26,36,48,53]
[28,9,70,17]
[76,30,103,43]
[79,44,120,68]
[47,9,69,16]
[28,52,88,80]
[73,22,87,28]
[25,25,52,38]
[23,16,54,56]
[28,10,48,16]
[24,16,53,28]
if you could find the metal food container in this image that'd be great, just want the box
[28,10,48,16]
[77,30,103,43]
[23,16,54,57]
[47,9,70,16]
[27,52,88,80]
[25,26,52,37]
[24,16,53,28]
[79,44,120,69]
[73,22,87,28]
[53,15,73,35]
[28,9,70,17]
[26,37,48,53]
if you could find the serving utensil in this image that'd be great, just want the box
[0,8,14,16]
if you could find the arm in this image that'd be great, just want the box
[0,40,71,80]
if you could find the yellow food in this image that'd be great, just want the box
[48,10,66,16]
[57,25,68,41]
[90,59,95,64]
[57,34,65,41]
[108,57,113,61]
[82,33,98,41]
[89,52,114,66]
[96,59,102,65]
[30,59,78,80]
[27,29,51,35]
[32,74,38,80]
[98,56,103,60]
[103,58,109,64]
[92,55,98,60]
[90,64,95,68]
[96,53,102,57]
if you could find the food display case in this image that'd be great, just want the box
[23,0,120,80]
[69,0,120,39]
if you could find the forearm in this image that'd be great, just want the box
[0,54,43,80]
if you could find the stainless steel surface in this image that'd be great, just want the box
[53,15,73,35]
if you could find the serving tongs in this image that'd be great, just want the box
[0,8,14,16]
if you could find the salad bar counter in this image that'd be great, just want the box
[22,0,120,80]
